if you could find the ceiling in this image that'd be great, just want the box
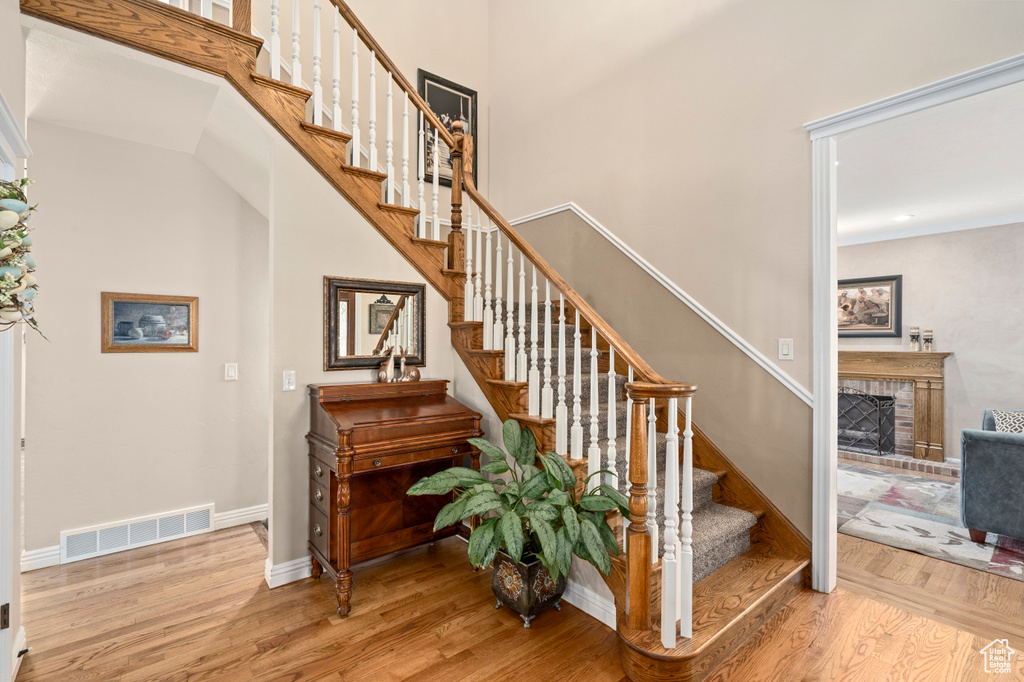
[25,26,272,216]
[836,78,1024,244]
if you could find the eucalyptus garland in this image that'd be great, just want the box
[0,178,39,333]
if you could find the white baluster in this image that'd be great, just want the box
[431,128,439,240]
[349,29,360,166]
[504,238,515,380]
[570,310,583,460]
[483,220,494,351]
[291,0,301,87]
[332,12,342,130]
[647,397,659,563]
[680,396,694,639]
[606,346,617,489]
[417,110,425,235]
[493,230,504,352]
[311,1,323,125]
[541,280,553,420]
[402,95,410,207]
[473,212,484,322]
[516,253,527,383]
[555,294,567,456]
[270,0,281,80]
[200,0,212,20]
[528,266,540,415]
[368,54,377,171]
[385,74,394,203]
[662,398,681,649]
[464,199,473,322]
[587,325,600,489]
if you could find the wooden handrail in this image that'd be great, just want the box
[371,294,408,355]
[328,0,456,151]
[462,174,673,387]
[626,382,698,401]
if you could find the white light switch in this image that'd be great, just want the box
[283,370,297,391]
[224,363,238,381]
[778,339,794,361]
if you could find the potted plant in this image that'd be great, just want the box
[407,419,628,627]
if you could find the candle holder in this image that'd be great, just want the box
[923,329,933,352]
[909,325,920,351]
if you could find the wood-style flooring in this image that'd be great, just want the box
[17,526,1024,680]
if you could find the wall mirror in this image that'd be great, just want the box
[324,276,426,371]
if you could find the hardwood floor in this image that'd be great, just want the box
[17,527,1024,681]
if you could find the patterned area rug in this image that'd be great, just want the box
[838,462,1024,581]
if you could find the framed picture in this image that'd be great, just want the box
[101,292,198,353]
[838,275,902,338]
[418,69,478,188]
[368,295,396,334]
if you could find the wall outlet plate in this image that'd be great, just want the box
[283,370,296,391]
[778,338,794,361]
[224,363,238,381]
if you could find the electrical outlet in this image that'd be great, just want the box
[778,338,794,361]
[224,363,238,381]
[283,370,296,391]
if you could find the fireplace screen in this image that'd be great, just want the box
[838,387,896,456]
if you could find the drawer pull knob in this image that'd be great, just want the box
[373,459,382,467]
[314,489,323,502]
[451,446,459,454]
[313,524,322,537]
[314,465,323,478]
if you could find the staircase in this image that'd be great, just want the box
[18,0,810,678]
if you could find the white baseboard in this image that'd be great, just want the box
[20,504,268,573]
[264,555,312,589]
[562,579,616,629]
[214,504,268,530]
[11,626,25,681]
[20,546,59,573]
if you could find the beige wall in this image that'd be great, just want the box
[839,223,1024,459]
[24,122,271,551]
[487,0,1024,391]
[518,211,812,533]
[269,135,498,566]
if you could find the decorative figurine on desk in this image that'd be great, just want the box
[377,346,395,383]
[923,329,934,351]
[910,326,921,351]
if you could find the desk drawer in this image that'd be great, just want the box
[310,457,331,485]
[310,477,330,516]
[353,441,474,473]
[309,503,330,560]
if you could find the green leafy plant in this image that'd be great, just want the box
[407,418,628,580]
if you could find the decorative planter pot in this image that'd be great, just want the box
[491,550,566,628]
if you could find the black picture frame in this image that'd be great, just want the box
[324,276,426,371]
[838,275,902,338]
[418,69,478,188]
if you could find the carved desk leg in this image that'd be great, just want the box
[310,554,324,579]
[337,448,353,616]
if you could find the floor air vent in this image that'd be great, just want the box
[60,504,215,564]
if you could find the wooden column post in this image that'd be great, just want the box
[232,0,251,33]
[447,121,465,271]
[625,387,651,630]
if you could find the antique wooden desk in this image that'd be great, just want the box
[306,380,482,615]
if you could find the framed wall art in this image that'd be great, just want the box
[838,275,902,338]
[418,69,478,187]
[101,292,199,353]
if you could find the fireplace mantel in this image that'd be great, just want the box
[838,351,952,462]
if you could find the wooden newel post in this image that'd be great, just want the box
[232,0,252,33]
[625,386,652,630]
[448,121,465,271]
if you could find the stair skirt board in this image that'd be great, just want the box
[21,503,268,571]
[563,574,617,629]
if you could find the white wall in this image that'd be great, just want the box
[24,121,271,551]
[839,223,1024,458]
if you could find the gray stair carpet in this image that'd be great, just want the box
[513,315,758,584]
